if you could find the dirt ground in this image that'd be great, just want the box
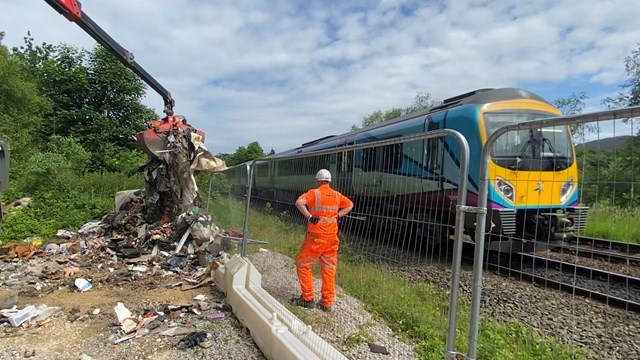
[0,255,265,360]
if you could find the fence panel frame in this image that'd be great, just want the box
[233,129,471,357]
[468,106,640,360]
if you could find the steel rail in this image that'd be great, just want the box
[510,252,640,312]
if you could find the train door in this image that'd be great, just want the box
[335,135,355,195]
[353,135,382,198]
[424,115,444,193]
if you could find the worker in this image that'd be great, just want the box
[291,169,353,312]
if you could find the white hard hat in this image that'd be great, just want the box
[315,169,331,182]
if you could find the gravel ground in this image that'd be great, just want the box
[395,263,640,359]
[342,233,640,359]
[249,251,417,360]
[520,250,640,303]
[0,249,415,360]
[0,257,265,360]
[536,249,640,279]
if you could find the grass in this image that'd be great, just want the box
[208,195,590,360]
[1,172,144,243]
[344,323,375,348]
[582,203,640,244]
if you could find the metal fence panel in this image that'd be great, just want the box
[470,107,640,360]
[209,130,473,359]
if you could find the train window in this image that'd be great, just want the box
[362,148,377,171]
[382,144,402,171]
[338,151,354,172]
[255,163,269,177]
[426,139,442,173]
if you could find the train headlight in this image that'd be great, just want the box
[560,177,575,203]
[495,177,515,203]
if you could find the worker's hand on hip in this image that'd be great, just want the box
[309,216,320,224]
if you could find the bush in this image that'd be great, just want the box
[1,171,142,242]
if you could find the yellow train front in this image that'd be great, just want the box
[465,88,588,250]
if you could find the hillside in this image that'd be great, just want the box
[576,135,634,150]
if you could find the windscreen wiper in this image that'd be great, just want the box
[518,129,538,158]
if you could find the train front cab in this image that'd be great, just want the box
[480,100,589,251]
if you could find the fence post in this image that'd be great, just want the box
[241,162,253,257]
[445,132,471,359]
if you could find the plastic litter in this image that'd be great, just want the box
[114,302,132,323]
[175,331,211,350]
[4,305,39,327]
[34,305,62,322]
[56,230,74,239]
[44,243,59,255]
[160,327,195,336]
[164,256,187,270]
[207,312,225,320]
[127,264,147,272]
[74,278,92,292]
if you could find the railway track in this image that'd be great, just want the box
[485,251,640,313]
[555,236,640,265]
[238,196,640,313]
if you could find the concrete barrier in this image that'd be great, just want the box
[214,254,348,360]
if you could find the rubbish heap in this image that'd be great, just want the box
[0,116,241,348]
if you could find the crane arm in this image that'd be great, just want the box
[43,0,175,115]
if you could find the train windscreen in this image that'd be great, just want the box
[484,111,574,171]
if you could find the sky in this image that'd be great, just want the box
[1,0,639,153]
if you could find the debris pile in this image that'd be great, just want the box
[108,295,229,347]
[0,117,242,350]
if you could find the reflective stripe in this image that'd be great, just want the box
[320,256,337,263]
[306,256,318,263]
[320,263,336,270]
[318,218,337,223]
[309,189,340,212]
[295,261,314,269]
[314,189,321,208]
[309,206,340,211]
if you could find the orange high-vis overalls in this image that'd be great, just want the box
[295,184,353,307]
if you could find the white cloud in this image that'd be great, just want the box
[1,0,639,154]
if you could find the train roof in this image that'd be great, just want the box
[271,87,552,157]
[339,87,550,139]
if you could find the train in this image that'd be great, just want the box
[226,88,589,252]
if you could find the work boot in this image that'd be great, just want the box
[290,296,315,309]
[317,303,333,313]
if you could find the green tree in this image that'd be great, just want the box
[352,108,403,130]
[552,91,594,139]
[404,92,440,114]
[0,32,51,163]
[553,91,588,116]
[603,44,640,110]
[12,35,158,171]
[227,141,266,166]
[352,92,440,130]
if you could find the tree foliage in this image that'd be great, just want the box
[0,32,51,163]
[352,92,440,130]
[11,34,158,170]
[552,91,595,139]
[553,91,588,116]
[603,44,640,109]
[575,45,640,207]
[226,141,267,166]
[0,31,156,241]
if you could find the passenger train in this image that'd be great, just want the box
[228,88,588,251]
